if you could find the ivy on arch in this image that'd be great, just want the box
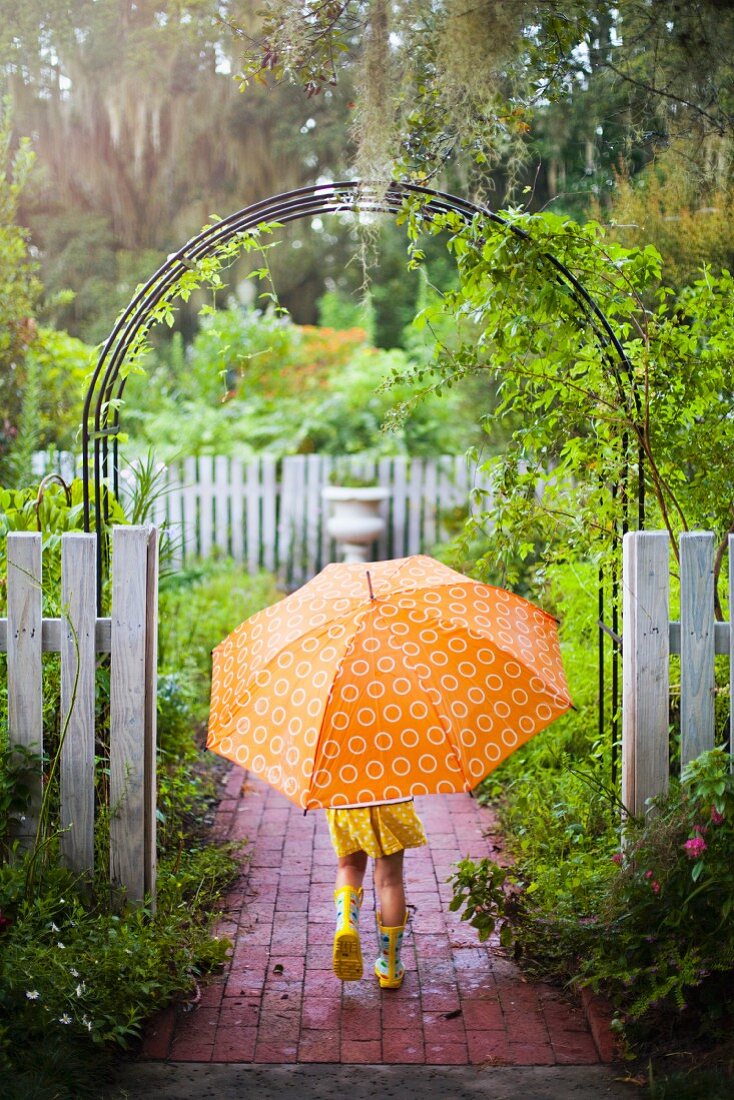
[82,178,645,765]
[83,180,643,528]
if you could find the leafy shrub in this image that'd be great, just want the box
[577,749,734,1030]
[158,559,278,722]
[0,843,239,1094]
[26,328,94,454]
[455,552,734,1053]
[0,478,126,619]
[0,743,35,858]
[0,493,278,1094]
[448,857,514,946]
[155,560,278,848]
[124,306,479,459]
[480,748,734,1052]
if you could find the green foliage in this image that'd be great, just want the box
[155,560,277,849]
[0,743,35,858]
[125,305,478,459]
[294,344,470,457]
[0,322,90,489]
[448,857,514,947]
[4,0,356,342]
[403,205,734,610]
[237,1,538,186]
[0,103,42,481]
[645,1062,734,1100]
[0,498,278,1094]
[493,749,734,1050]
[317,288,375,341]
[24,326,94,453]
[108,220,286,398]
[158,558,278,723]
[0,479,127,619]
[234,2,734,205]
[600,159,734,292]
[0,843,238,1091]
[571,760,734,1047]
[453,555,734,1054]
[2,348,41,488]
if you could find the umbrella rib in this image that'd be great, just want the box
[415,605,571,703]
[395,653,470,790]
[225,606,369,728]
[244,603,366,685]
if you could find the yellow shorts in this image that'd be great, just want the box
[326,800,427,859]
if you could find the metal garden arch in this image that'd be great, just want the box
[81,179,644,769]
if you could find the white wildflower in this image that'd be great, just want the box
[26,990,40,1000]
[58,1013,72,1025]
[57,942,66,949]
[70,968,79,978]
[75,983,85,998]
[82,1015,93,1032]
[50,922,60,932]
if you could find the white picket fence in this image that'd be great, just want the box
[34,452,492,585]
[0,527,158,906]
[622,530,734,817]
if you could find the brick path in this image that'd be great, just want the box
[142,767,605,1067]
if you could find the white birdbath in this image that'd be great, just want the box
[322,486,390,563]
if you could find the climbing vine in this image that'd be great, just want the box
[395,203,734,604]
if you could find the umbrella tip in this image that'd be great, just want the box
[366,570,375,601]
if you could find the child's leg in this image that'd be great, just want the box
[373,849,408,989]
[332,850,367,981]
[336,849,368,891]
[373,849,405,926]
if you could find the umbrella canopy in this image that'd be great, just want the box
[208,555,572,810]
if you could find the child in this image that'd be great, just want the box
[326,799,427,988]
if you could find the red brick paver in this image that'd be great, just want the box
[142,767,607,1066]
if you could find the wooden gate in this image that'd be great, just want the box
[0,526,158,906]
[622,530,733,818]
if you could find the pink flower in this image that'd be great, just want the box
[644,870,653,879]
[711,807,725,826]
[611,852,623,865]
[693,823,708,835]
[651,881,660,894]
[683,836,707,859]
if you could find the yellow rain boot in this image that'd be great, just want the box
[332,885,363,981]
[374,911,407,989]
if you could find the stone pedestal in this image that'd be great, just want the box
[322,486,390,563]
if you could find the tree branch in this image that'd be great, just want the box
[604,58,730,136]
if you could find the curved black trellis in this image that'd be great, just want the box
[81,179,644,773]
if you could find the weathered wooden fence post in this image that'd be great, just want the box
[110,525,158,909]
[622,529,731,819]
[622,531,670,818]
[6,533,43,847]
[679,532,715,765]
[2,525,158,904]
[60,532,97,874]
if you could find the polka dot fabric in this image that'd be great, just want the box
[208,555,572,810]
[326,801,428,858]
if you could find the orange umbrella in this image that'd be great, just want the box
[208,555,572,810]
